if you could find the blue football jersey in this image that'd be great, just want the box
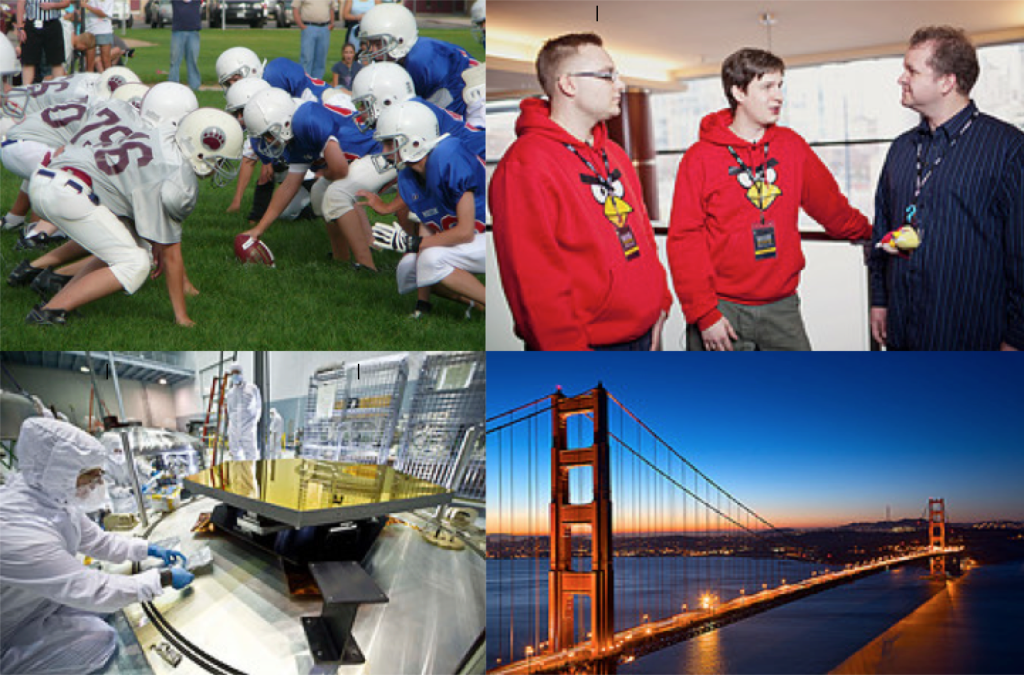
[413,96,484,161]
[402,38,479,116]
[263,57,333,102]
[397,136,485,235]
[290,101,382,161]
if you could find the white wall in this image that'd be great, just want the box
[486,231,870,351]
[4,363,186,429]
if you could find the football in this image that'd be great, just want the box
[233,234,275,267]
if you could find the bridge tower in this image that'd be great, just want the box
[548,385,614,655]
[928,498,946,576]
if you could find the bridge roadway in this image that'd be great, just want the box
[491,547,962,675]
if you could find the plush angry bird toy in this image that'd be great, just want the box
[876,225,920,255]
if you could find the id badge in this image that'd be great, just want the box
[616,223,640,261]
[34,19,43,29]
[753,220,776,260]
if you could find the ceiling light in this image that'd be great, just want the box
[80,366,89,373]
[158,378,168,385]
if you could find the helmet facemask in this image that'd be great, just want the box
[358,35,400,65]
[2,88,29,119]
[257,122,291,159]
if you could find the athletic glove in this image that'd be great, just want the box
[372,222,421,253]
[148,544,188,568]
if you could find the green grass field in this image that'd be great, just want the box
[1,25,485,350]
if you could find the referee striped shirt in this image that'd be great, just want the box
[24,0,63,22]
[869,101,1024,350]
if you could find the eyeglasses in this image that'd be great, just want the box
[565,70,621,83]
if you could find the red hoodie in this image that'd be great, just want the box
[667,109,870,331]
[490,98,672,350]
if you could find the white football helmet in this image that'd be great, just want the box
[110,82,150,109]
[351,62,415,132]
[140,82,199,129]
[470,0,485,45]
[372,100,447,172]
[175,108,244,187]
[225,77,271,115]
[243,88,297,159]
[358,4,419,63]
[98,66,142,99]
[216,47,264,90]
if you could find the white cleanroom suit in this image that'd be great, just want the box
[225,363,262,461]
[0,418,164,674]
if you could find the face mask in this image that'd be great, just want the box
[74,481,108,512]
[231,374,242,386]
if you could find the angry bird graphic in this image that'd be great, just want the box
[729,158,782,210]
[580,171,633,228]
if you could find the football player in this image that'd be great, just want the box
[358,3,481,123]
[22,108,243,326]
[216,46,265,91]
[362,101,485,317]
[243,86,383,269]
[351,62,483,158]
[1,66,143,232]
[224,78,315,225]
[4,83,196,267]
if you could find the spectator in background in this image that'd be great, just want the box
[330,42,360,90]
[293,0,333,80]
[81,0,112,71]
[15,0,70,84]
[169,0,200,90]
[341,0,376,49]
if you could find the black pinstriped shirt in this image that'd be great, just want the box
[870,101,1024,350]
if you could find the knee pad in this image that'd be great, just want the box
[416,247,453,288]
[309,176,328,219]
[115,246,152,294]
[396,253,418,294]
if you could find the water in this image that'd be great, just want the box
[618,564,942,674]
[484,556,1021,673]
[487,556,844,669]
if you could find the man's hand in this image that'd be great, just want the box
[226,199,241,213]
[870,307,887,348]
[701,316,737,351]
[1000,342,1019,351]
[372,222,420,253]
[650,310,667,351]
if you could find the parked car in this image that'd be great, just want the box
[109,0,133,28]
[271,0,293,28]
[144,0,173,27]
[209,0,268,28]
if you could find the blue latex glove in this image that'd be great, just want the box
[148,544,188,568]
[169,566,195,590]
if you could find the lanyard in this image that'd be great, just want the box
[564,143,621,191]
[912,110,978,205]
[727,142,771,224]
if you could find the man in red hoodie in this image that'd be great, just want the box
[490,32,672,351]
[668,48,871,351]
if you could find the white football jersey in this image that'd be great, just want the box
[10,99,143,150]
[51,126,197,245]
[6,74,103,119]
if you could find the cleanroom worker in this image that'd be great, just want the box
[268,407,284,460]
[0,418,193,674]
[225,362,262,461]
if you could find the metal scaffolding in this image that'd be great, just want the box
[302,354,410,463]
[395,352,485,501]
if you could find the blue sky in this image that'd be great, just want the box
[487,353,1024,528]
